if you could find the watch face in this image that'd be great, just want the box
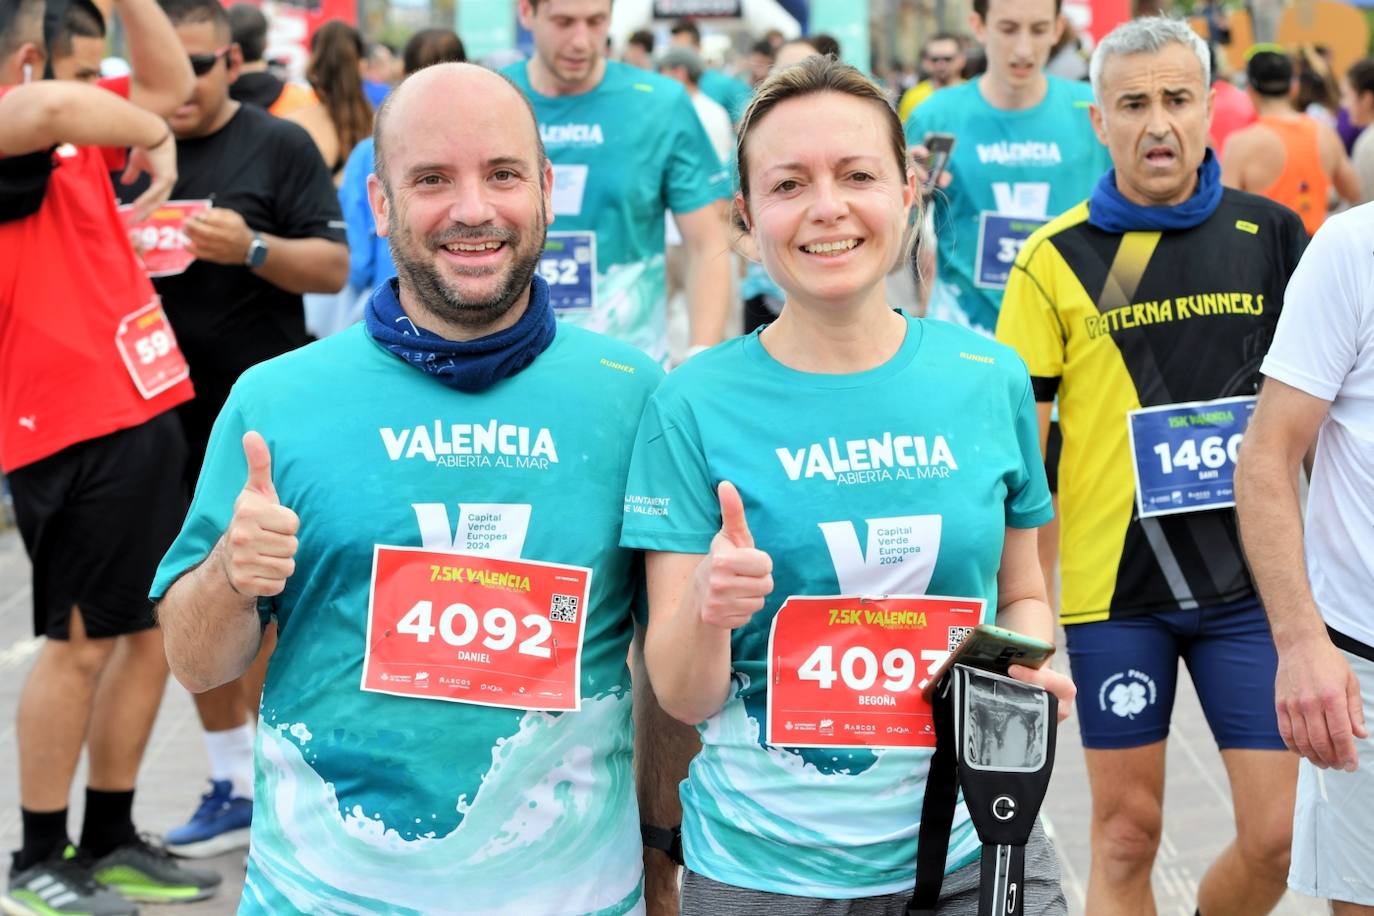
[248,239,267,267]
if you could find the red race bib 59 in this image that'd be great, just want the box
[362,546,592,711]
[766,595,985,749]
[114,298,190,400]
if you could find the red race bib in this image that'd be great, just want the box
[119,199,210,278]
[766,595,985,749]
[114,298,191,399]
[362,546,591,711]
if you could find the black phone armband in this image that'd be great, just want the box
[908,665,1058,916]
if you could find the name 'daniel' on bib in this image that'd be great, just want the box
[362,546,592,711]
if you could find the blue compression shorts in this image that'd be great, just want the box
[1064,595,1285,751]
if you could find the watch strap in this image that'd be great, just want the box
[640,823,683,866]
[246,232,267,267]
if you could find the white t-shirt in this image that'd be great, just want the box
[1262,203,1374,647]
[690,91,734,166]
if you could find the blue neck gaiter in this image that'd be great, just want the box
[363,275,556,393]
[1088,149,1224,233]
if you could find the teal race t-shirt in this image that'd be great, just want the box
[620,315,1052,897]
[503,60,732,363]
[906,76,1109,334]
[152,322,662,915]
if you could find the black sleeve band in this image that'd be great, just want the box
[1031,375,1061,402]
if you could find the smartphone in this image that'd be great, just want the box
[922,623,1055,699]
[921,132,956,192]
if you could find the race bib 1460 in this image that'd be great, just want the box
[1126,396,1256,518]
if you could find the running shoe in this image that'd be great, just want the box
[2,845,136,916]
[89,836,220,904]
[162,780,251,859]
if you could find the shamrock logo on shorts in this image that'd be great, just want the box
[1109,681,1148,718]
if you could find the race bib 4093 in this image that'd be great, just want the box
[766,595,985,749]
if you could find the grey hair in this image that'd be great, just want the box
[1089,16,1210,105]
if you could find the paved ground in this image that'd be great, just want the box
[0,525,1326,914]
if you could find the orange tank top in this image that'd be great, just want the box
[1258,115,1329,236]
[269,82,317,119]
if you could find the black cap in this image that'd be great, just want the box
[1247,46,1293,97]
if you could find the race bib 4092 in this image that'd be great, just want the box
[362,546,591,711]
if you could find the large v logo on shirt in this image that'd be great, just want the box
[411,503,532,557]
[817,515,943,595]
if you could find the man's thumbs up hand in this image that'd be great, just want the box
[220,432,300,598]
[695,481,774,630]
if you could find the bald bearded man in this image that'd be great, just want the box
[152,63,669,914]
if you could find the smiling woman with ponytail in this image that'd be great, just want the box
[289,20,372,184]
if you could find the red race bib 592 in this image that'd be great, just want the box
[119,199,210,278]
[362,546,591,711]
[766,595,985,749]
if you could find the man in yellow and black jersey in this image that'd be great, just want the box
[998,18,1306,916]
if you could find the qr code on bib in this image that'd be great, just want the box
[549,594,580,624]
[948,626,974,652]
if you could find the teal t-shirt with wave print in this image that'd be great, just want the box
[152,322,662,915]
[906,76,1109,335]
[503,60,732,363]
[620,315,1052,897]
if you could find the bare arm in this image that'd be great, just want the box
[674,201,732,351]
[644,550,737,724]
[116,0,194,117]
[644,483,773,725]
[633,625,697,916]
[288,105,341,174]
[994,526,1076,719]
[1220,129,1253,190]
[0,82,178,219]
[159,546,266,693]
[160,432,300,693]
[0,80,166,155]
[1035,401,1052,456]
[1235,378,1366,769]
[184,206,349,294]
[1318,123,1361,204]
[256,236,349,294]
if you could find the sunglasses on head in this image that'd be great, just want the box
[189,45,231,76]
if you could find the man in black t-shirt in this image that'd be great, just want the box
[116,0,347,859]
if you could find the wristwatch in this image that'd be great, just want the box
[245,233,269,268]
[640,823,683,866]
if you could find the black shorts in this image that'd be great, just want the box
[1044,419,1062,494]
[9,411,188,640]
